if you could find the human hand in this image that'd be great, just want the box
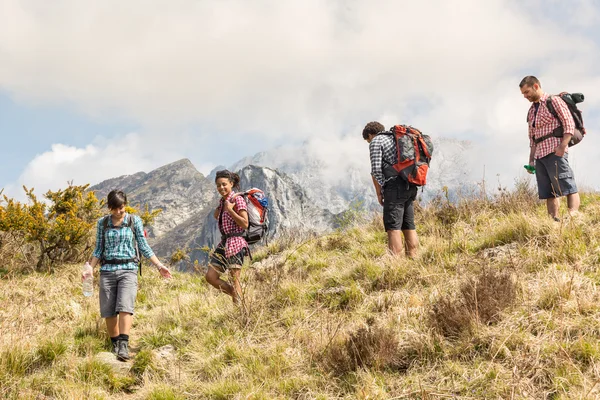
[377,192,384,206]
[555,144,567,157]
[223,199,235,213]
[525,162,535,175]
[82,262,92,281]
[157,264,172,279]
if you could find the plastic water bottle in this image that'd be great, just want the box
[82,262,93,297]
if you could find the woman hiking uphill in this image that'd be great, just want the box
[85,190,172,361]
[206,170,250,304]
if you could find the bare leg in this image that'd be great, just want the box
[402,229,419,258]
[567,192,580,213]
[118,313,133,336]
[546,197,560,219]
[387,230,403,255]
[229,268,242,304]
[105,316,119,338]
[205,266,233,296]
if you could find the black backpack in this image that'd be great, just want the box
[100,214,143,275]
[533,93,586,147]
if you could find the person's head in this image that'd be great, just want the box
[107,190,127,218]
[362,121,385,143]
[215,170,240,198]
[519,75,543,103]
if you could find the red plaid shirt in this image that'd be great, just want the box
[527,92,575,159]
[217,192,248,257]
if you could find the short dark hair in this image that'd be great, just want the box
[362,121,385,139]
[215,169,241,190]
[519,76,541,88]
[107,190,127,210]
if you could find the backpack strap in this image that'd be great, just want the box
[127,214,142,276]
[546,96,560,124]
[100,216,109,265]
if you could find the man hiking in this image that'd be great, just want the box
[519,76,580,220]
[363,121,419,257]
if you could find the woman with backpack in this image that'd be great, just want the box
[85,190,172,361]
[206,170,250,304]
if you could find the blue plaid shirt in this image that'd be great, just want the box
[92,214,154,271]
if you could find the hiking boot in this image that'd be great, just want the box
[111,339,120,355]
[116,340,130,361]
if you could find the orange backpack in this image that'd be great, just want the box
[382,125,434,186]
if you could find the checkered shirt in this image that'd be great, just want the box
[217,192,249,258]
[92,213,154,271]
[527,92,575,159]
[369,133,398,186]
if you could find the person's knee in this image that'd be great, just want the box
[205,268,216,283]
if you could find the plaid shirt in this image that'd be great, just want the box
[527,93,575,159]
[92,213,154,271]
[369,133,397,186]
[217,192,249,257]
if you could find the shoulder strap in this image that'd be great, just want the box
[546,96,561,125]
[100,216,110,263]
[218,199,226,237]
[127,214,142,275]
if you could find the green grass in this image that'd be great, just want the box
[2,189,600,398]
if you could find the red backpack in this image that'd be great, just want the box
[383,125,434,186]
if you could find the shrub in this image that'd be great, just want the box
[430,268,517,337]
[0,184,103,272]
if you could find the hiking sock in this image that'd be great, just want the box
[119,334,129,342]
[110,336,120,344]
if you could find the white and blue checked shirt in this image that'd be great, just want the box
[369,133,398,186]
[92,213,154,271]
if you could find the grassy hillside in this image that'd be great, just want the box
[2,186,600,399]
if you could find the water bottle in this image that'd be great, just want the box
[82,262,93,297]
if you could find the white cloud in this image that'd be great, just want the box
[0,0,599,194]
[3,133,195,200]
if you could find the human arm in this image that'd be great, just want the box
[527,117,536,173]
[84,219,104,277]
[371,175,383,205]
[369,139,385,201]
[89,218,103,266]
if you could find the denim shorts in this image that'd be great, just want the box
[535,153,578,199]
[382,178,418,231]
[208,246,249,273]
[99,269,138,317]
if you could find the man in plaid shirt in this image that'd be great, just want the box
[363,121,419,257]
[520,76,580,220]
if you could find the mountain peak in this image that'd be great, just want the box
[153,158,199,174]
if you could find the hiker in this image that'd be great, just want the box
[206,170,250,304]
[363,121,419,257]
[86,190,172,361]
[519,76,580,220]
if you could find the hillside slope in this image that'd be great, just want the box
[2,187,600,399]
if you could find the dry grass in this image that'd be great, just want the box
[1,189,600,398]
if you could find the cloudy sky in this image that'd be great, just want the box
[1,0,599,199]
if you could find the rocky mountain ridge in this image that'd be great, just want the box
[90,160,336,265]
[90,138,472,265]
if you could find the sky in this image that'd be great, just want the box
[1,0,600,200]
